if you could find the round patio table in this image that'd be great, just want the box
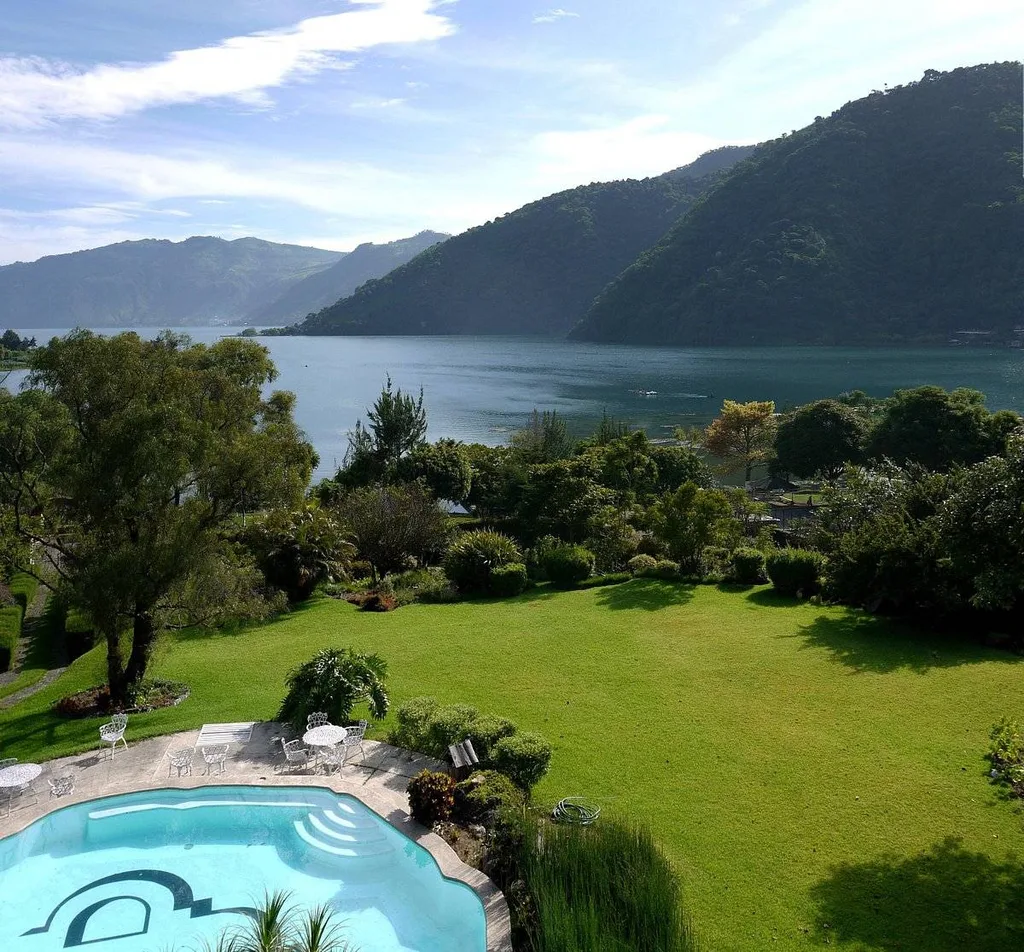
[0,763,41,789]
[302,724,347,750]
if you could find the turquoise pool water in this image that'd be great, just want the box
[0,785,487,951]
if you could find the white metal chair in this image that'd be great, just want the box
[167,747,194,777]
[320,744,346,774]
[201,745,229,775]
[341,724,367,761]
[49,774,76,799]
[280,738,311,772]
[99,714,128,756]
[306,712,330,729]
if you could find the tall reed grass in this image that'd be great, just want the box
[522,818,697,952]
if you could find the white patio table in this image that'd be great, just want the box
[302,724,347,770]
[0,762,42,815]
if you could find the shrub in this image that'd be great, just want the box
[444,531,523,594]
[426,704,480,758]
[522,819,696,952]
[700,546,732,579]
[731,547,767,584]
[278,648,389,730]
[392,696,439,750]
[542,545,595,588]
[454,770,526,823]
[64,606,96,659]
[9,572,38,612]
[766,548,824,597]
[489,562,528,597]
[627,554,658,576]
[469,714,519,760]
[649,559,681,580]
[491,731,552,790]
[990,718,1024,790]
[0,605,20,672]
[407,770,456,825]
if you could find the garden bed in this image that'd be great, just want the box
[54,679,190,719]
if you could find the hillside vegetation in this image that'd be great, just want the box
[0,236,342,328]
[295,146,754,337]
[572,62,1024,345]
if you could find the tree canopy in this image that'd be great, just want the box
[0,330,316,700]
[774,399,867,479]
[703,400,777,482]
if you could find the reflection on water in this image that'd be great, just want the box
[5,329,1023,480]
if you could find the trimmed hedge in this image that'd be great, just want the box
[0,606,20,672]
[766,548,824,597]
[731,547,767,585]
[542,545,595,589]
[489,562,528,597]
[491,731,553,790]
[9,573,38,612]
[627,554,658,576]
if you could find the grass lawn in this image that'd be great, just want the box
[1,581,1022,951]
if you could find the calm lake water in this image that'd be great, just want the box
[5,328,1024,480]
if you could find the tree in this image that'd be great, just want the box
[396,439,472,504]
[650,482,739,573]
[516,456,612,542]
[774,399,868,479]
[866,386,1003,472]
[339,375,427,485]
[509,409,574,464]
[703,400,777,482]
[463,443,527,518]
[240,504,353,603]
[938,430,1024,612]
[592,431,659,501]
[0,330,315,702]
[338,483,451,580]
[648,444,714,492]
[278,648,389,730]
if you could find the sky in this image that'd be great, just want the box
[0,0,1020,264]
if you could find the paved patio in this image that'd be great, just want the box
[0,722,511,952]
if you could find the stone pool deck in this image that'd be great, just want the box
[0,722,512,952]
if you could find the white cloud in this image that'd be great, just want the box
[530,116,725,184]
[0,0,456,127]
[532,9,580,24]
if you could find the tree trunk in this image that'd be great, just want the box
[123,611,156,688]
[106,629,129,705]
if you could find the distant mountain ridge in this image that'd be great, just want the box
[572,62,1024,346]
[293,146,756,338]
[0,237,343,328]
[248,231,449,326]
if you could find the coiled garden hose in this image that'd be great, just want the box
[552,797,601,825]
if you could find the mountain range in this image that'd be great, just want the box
[0,232,446,329]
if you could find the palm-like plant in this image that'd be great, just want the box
[278,648,389,731]
[186,892,355,952]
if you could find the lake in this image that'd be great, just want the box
[5,329,1024,480]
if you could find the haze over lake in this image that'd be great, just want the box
[6,328,1023,480]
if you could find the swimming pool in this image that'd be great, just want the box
[0,785,487,951]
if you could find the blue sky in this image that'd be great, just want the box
[0,0,1019,264]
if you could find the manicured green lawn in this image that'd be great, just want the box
[1,581,1022,951]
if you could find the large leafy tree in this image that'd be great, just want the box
[0,331,315,702]
[396,438,473,504]
[339,483,451,580]
[651,481,739,573]
[866,386,1010,472]
[703,400,777,482]
[774,399,868,479]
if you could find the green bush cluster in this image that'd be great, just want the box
[407,769,456,825]
[542,544,595,588]
[392,696,552,789]
[731,547,767,584]
[766,548,824,597]
[990,718,1024,788]
[443,530,523,595]
[489,562,528,597]
[0,572,38,672]
[627,554,681,580]
[453,769,526,822]
[627,554,657,576]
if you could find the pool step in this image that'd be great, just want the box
[293,819,394,859]
[308,812,389,845]
[324,803,382,831]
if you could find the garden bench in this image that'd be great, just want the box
[448,738,479,778]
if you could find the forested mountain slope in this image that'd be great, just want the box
[294,146,754,337]
[572,63,1024,346]
[248,231,449,326]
